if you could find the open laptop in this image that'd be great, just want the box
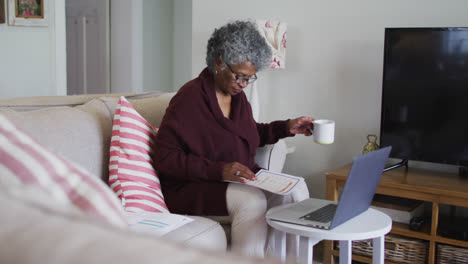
[266,146,392,230]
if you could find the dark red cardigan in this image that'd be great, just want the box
[153,68,293,216]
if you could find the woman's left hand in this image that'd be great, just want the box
[288,116,314,136]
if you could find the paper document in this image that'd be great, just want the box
[125,211,193,236]
[245,169,304,195]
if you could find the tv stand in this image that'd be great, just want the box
[383,159,408,172]
[325,164,468,264]
[460,166,468,178]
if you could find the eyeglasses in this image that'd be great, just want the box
[225,63,258,84]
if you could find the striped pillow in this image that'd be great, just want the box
[108,97,169,213]
[0,114,127,228]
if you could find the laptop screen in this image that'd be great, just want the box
[330,146,391,228]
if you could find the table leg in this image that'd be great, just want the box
[298,237,313,264]
[280,231,286,263]
[372,236,384,264]
[325,178,339,264]
[296,237,322,264]
[295,235,301,260]
[339,240,352,264]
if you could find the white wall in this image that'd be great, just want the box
[0,0,66,99]
[0,27,51,99]
[1,0,182,98]
[191,0,468,198]
[142,0,173,92]
[111,0,174,93]
[110,0,142,93]
[0,8,52,99]
[173,0,192,90]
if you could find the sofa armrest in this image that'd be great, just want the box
[255,139,295,173]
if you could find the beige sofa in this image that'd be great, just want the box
[0,92,290,264]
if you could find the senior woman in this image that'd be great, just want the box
[154,20,312,258]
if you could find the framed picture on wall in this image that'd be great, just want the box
[8,0,48,26]
[0,0,5,24]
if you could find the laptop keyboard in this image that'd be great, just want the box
[299,204,337,223]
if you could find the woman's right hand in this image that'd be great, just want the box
[222,162,257,183]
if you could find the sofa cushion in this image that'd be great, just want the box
[100,92,175,128]
[0,99,114,181]
[0,114,127,228]
[109,97,169,213]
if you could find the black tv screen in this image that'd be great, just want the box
[380,27,468,166]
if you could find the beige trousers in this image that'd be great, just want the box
[226,181,310,258]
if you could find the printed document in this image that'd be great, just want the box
[245,169,304,195]
[125,211,193,236]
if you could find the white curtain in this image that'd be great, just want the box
[244,74,261,121]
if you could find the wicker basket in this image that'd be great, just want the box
[337,234,428,264]
[437,244,468,264]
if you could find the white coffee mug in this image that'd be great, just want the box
[312,119,335,144]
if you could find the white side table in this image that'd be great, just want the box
[266,205,392,264]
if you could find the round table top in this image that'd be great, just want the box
[267,204,392,242]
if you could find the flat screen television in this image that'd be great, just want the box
[380,27,468,172]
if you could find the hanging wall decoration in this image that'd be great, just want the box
[8,0,48,26]
[256,19,287,69]
[0,0,5,24]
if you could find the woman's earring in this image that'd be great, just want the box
[215,70,218,74]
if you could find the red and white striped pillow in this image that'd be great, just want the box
[108,97,169,213]
[0,114,127,228]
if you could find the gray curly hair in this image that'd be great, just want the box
[206,20,272,73]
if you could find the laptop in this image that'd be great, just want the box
[266,146,392,230]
